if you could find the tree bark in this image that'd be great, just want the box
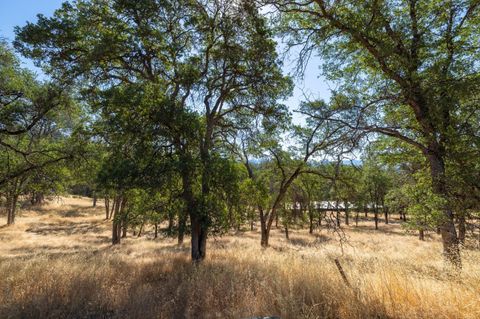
[458,214,466,244]
[384,206,389,224]
[112,196,122,245]
[6,187,18,225]
[260,208,270,247]
[190,215,207,261]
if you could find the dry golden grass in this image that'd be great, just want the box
[0,196,479,319]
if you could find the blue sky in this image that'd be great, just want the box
[0,0,332,122]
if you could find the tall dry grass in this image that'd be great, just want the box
[0,196,479,318]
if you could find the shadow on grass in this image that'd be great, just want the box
[288,233,331,247]
[0,249,392,319]
[26,221,106,236]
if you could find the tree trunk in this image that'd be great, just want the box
[260,209,269,247]
[154,223,158,239]
[137,222,144,237]
[355,211,359,226]
[374,206,378,230]
[428,153,460,266]
[121,218,127,238]
[419,228,425,241]
[6,192,18,225]
[345,204,349,226]
[260,226,269,247]
[6,194,12,225]
[110,197,116,219]
[309,209,314,234]
[34,192,44,205]
[335,201,341,228]
[112,196,122,245]
[285,223,289,239]
[92,191,97,207]
[190,216,207,261]
[105,197,110,219]
[458,214,466,244]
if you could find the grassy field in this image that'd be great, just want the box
[0,196,479,319]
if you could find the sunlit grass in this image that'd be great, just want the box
[0,197,479,318]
